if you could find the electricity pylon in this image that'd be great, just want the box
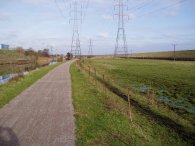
[114,0,129,57]
[88,39,93,56]
[70,0,82,58]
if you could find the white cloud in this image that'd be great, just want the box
[97,32,109,38]
[20,0,50,5]
[0,30,19,40]
[91,0,110,5]
[129,13,136,20]
[0,13,10,22]
[101,15,112,20]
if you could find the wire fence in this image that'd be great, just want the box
[75,59,163,122]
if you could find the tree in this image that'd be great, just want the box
[66,52,73,60]
[25,48,37,56]
[37,49,49,57]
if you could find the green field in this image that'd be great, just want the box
[130,50,195,58]
[71,63,188,145]
[80,58,195,141]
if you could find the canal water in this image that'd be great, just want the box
[0,63,36,85]
[0,61,58,85]
[0,74,18,84]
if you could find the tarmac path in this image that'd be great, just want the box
[0,61,75,146]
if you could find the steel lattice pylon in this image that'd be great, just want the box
[70,0,82,58]
[71,28,81,58]
[114,0,129,57]
[88,39,93,56]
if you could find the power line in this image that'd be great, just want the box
[81,0,89,22]
[137,0,188,18]
[128,0,154,12]
[54,0,68,19]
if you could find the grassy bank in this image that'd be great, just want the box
[37,57,52,66]
[71,63,188,146]
[0,63,61,108]
[0,50,27,59]
[81,58,195,140]
[0,50,52,67]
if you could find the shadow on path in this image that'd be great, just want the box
[0,127,20,146]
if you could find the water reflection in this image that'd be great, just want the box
[0,63,36,85]
[0,74,18,85]
[0,64,36,76]
[49,61,57,65]
[0,61,56,85]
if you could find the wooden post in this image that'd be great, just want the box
[76,61,78,67]
[76,61,78,68]
[148,90,155,106]
[94,67,97,85]
[128,88,133,122]
[105,86,108,98]
[147,90,151,105]
[94,68,96,78]
[151,90,155,105]
[88,66,90,77]
[102,74,105,91]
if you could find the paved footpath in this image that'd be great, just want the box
[0,61,75,146]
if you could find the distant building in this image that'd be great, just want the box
[0,44,9,50]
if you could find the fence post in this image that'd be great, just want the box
[88,66,90,78]
[76,61,78,68]
[148,89,155,106]
[77,61,79,67]
[94,68,96,77]
[102,74,105,91]
[128,88,133,122]
[94,67,97,85]
[105,85,108,98]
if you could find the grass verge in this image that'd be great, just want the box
[0,63,61,108]
[71,63,188,146]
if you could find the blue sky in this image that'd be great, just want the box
[0,0,195,55]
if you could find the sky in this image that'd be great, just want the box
[0,0,195,55]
